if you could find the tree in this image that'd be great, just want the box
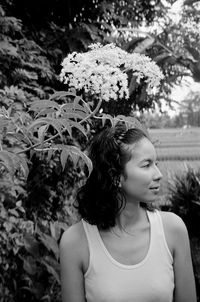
[180,91,200,126]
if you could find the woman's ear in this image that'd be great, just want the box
[119,174,125,187]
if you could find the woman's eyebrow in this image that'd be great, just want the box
[140,157,158,164]
[140,158,152,163]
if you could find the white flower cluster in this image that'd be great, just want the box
[60,43,164,102]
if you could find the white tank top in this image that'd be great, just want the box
[82,209,175,302]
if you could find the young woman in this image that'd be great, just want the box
[59,123,197,302]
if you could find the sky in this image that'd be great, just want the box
[163,77,200,116]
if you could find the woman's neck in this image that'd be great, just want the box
[115,202,146,232]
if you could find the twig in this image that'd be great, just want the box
[0,139,3,151]
[118,27,178,59]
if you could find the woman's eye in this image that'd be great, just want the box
[143,162,151,168]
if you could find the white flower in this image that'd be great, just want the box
[60,43,164,102]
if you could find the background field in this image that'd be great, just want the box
[149,127,200,204]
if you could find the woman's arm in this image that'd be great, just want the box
[59,223,86,302]
[172,214,197,302]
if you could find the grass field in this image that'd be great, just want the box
[149,127,200,202]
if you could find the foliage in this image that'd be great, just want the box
[0,0,200,300]
[0,4,57,98]
[168,168,200,237]
[168,167,200,299]
[0,196,68,301]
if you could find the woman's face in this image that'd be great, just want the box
[120,137,163,204]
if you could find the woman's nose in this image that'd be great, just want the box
[154,165,163,181]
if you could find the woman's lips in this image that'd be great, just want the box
[149,187,160,193]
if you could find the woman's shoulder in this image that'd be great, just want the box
[60,220,85,249]
[159,210,188,255]
[59,220,88,262]
[159,210,186,231]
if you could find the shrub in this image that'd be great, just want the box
[168,168,200,299]
[168,167,200,237]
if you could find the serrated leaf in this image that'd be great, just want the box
[57,119,72,137]
[115,115,149,137]
[28,118,63,141]
[35,108,56,118]
[29,100,60,111]
[61,102,89,115]
[69,120,87,137]
[66,146,92,175]
[0,117,10,128]
[23,257,37,276]
[38,125,48,143]
[18,156,29,178]
[47,149,54,161]
[41,259,60,283]
[37,230,59,260]
[0,150,15,176]
[60,149,69,170]
[24,234,40,257]
[73,96,91,114]
[100,114,115,127]
[49,91,76,100]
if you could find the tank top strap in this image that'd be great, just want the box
[81,218,101,276]
[81,218,98,247]
[152,209,173,262]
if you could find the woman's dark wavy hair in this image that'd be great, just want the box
[76,123,157,229]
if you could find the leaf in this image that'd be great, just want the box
[61,102,89,116]
[128,75,138,95]
[49,222,61,240]
[38,125,48,143]
[47,149,54,161]
[49,91,76,100]
[184,44,200,61]
[23,256,38,275]
[57,118,72,137]
[73,96,91,114]
[37,230,59,260]
[8,209,19,217]
[60,148,69,170]
[36,108,56,118]
[66,146,93,175]
[28,118,63,141]
[100,113,115,127]
[133,36,155,53]
[0,150,15,176]
[16,200,22,207]
[19,156,29,179]
[115,115,149,137]
[68,120,87,137]
[0,117,10,128]
[24,234,40,257]
[0,41,18,57]
[154,53,172,63]
[29,100,60,111]
[41,259,60,284]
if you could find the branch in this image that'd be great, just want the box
[118,27,178,59]
[16,98,102,155]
